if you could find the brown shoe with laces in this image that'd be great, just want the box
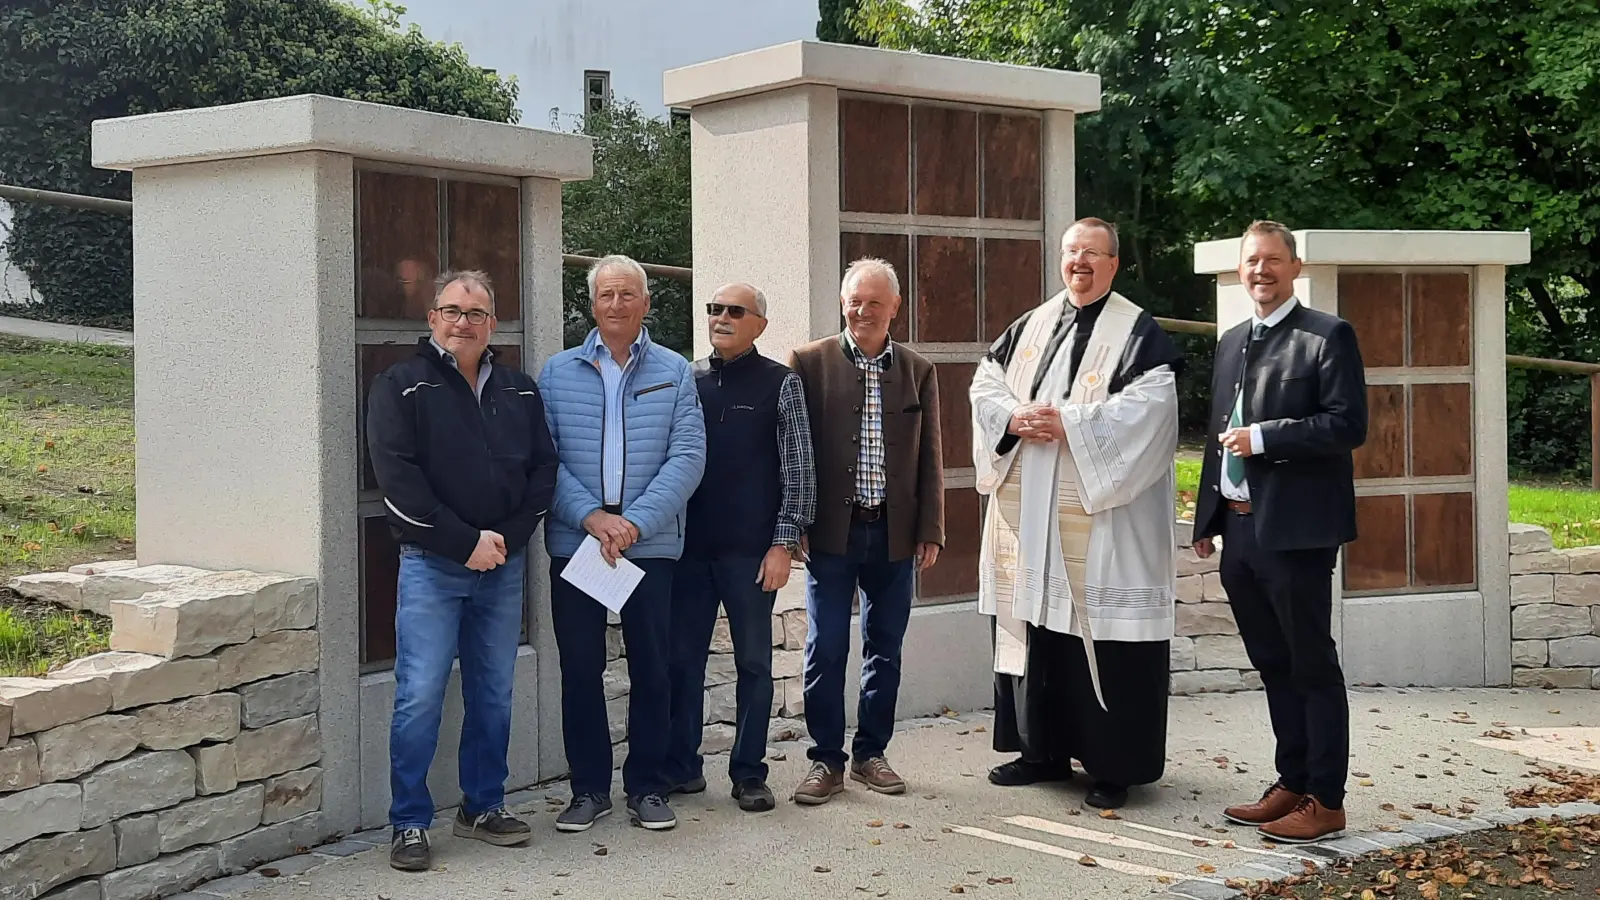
[1222,782,1305,826]
[1259,795,1345,843]
[792,762,845,806]
[851,756,907,794]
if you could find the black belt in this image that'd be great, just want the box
[851,504,883,523]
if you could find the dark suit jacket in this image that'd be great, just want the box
[788,334,944,561]
[1193,303,1368,551]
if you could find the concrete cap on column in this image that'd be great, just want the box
[1193,229,1532,274]
[91,93,593,180]
[663,39,1101,111]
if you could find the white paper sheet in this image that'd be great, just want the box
[559,535,645,613]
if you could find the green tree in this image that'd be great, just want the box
[818,0,873,44]
[0,0,518,325]
[560,100,693,354]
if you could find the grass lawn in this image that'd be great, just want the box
[0,334,132,675]
[1175,456,1600,549]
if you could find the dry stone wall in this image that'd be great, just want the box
[1507,523,1600,689]
[3,563,332,900]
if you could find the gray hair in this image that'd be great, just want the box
[586,254,650,299]
[1066,217,1120,257]
[434,269,495,306]
[1243,220,1298,260]
[712,282,768,318]
[840,257,900,298]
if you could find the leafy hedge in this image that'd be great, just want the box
[0,0,518,326]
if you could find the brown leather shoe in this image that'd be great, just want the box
[1258,795,1346,843]
[792,762,845,806]
[851,756,907,794]
[1222,782,1305,826]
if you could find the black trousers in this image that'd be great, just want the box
[1219,510,1348,809]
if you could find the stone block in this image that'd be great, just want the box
[261,767,321,825]
[772,649,804,679]
[36,714,140,782]
[116,812,160,867]
[701,723,736,754]
[606,696,628,744]
[704,683,737,725]
[0,676,112,734]
[1170,669,1245,695]
[781,678,804,717]
[7,572,87,611]
[157,784,264,853]
[69,559,138,576]
[1513,551,1571,575]
[1512,604,1592,639]
[1202,571,1226,601]
[136,693,241,751]
[1511,574,1555,606]
[773,578,806,613]
[1512,667,1594,689]
[81,565,210,618]
[771,614,784,647]
[236,673,318,729]
[51,652,220,712]
[0,697,8,744]
[38,880,102,900]
[602,658,630,701]
[704,655,738,686]
[110,582,256,659]
[182,572,315,635]
[1594,606,1600,633]
[1175,575,1204,604]
[1176,547,1218,577]
[100,846,220,900]
[216,811,326,875]
[1241,670,1264,691]
[605,626,623,661]
[1194,634,1252,670]
[0,737,39,792]
[190,743,238,796]
[0,824,115,900]
[1509,523,1554,554]
[1549,635,1600,668]
[233,715,319,782]
[1169,636,1196,670]
[782,609,806,650]
[1564,546,1600,574]
[0,782,82,852]
[1555,574,1600,606]
[709,618,734,654]
[81,750,197,829]
[213,631,318,690]
[1176,602,1238,636]
[768,717,805,742]
[1512,640,1549,668]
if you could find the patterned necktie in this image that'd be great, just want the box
[1225,323,1269,484]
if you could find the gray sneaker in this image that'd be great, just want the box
[453,805,532,846]
[627,793,678,830]
[555,793,612,833]
[389,827,430,871]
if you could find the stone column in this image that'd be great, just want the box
[92,95,591,830]
[1194,229,1531,687]
[665,41,1101,718]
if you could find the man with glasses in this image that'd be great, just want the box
[666,283,816,812]
[366,269,559,870]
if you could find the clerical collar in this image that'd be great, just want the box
[1253,296,1299,330]
[1068,290,1112,311]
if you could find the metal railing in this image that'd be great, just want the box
[8,186,1600,485]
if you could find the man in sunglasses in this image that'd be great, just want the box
[366,269,558,870]
[666,283,816,812]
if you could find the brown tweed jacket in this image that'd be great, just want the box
[787,333,944,561]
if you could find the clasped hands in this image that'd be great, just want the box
[1009,402,1066,443]
[583,509,640,565]
[467,530,507,572]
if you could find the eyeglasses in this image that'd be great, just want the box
[1063,248,1110,262]
[434,306,491,325]
[706,303,761,320]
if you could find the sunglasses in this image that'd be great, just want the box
[706,302,760,320]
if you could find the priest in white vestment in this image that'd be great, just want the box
[970,218,1184,810]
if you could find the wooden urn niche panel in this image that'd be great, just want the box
[1338,269,1477,595]
[838,93,1047,604]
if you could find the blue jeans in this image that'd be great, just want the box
[803,519,914,770]
[666,554,775,786]
[550,556,674,798]
[388,545,526,830]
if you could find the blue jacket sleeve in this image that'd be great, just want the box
[623,361,707,540]
[539,357,606,532]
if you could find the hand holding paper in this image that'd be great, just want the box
[560,535,645,614]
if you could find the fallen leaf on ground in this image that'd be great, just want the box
[894,822,910,829]
[814,866,832,873]
[1197,864,1217,874]
[1079,856,1098,867]
[1099,809,1120,820]
[949,886,965,894]
[986,877,1014,885]
[867,819,884,828]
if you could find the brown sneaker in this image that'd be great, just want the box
[1258,795,1346,843]
[1222,782,1305,826]
[792,762,845,806]
[850,756,907,795]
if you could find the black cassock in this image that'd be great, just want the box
[986,292,1185,789]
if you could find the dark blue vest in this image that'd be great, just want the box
[684,348,789,559]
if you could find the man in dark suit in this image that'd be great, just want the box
[1192,221,1367,844]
